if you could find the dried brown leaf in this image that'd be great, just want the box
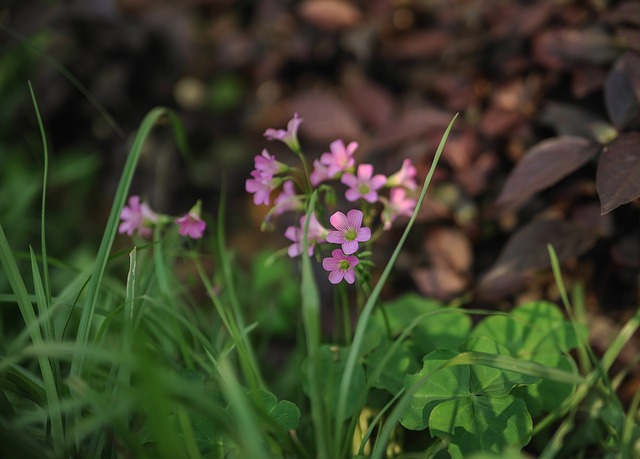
[343,74,395,130]
[298,0,361,31]
[410,267,468,301]
[496,136,600,209]
[596,132,640,214]
[290,90,363,142]
[423,227,473,273]
[383,30,454,59]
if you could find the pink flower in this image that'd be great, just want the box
[341,164,387,203]
[254,149,287,176]
[272,181,304,217]
[264,113,303,151]
[284,213,328,257]
[310,159,333,186]
[176,212,206,239]
[118,195,158,238]
[381,188,417,230]
[246,170,277,205]
[326,209,371,255]
[322,249,359,284]
[387,159,418,191]
[319,140,358,177]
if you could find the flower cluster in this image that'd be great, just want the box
[118,196,206,240]
[246,113,419,285]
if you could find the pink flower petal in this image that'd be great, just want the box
[346,209,363,228]
[343,269,355,284]
[342,240,359,255]
[328,269,344,284]
[329,211,349,232]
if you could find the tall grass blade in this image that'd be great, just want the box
[28,82,52,313]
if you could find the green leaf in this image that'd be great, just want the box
[247,389,300,430]
[400,350,470,430]
[429,396,532,459]
[270,400,300,430]
[374,293,472,355]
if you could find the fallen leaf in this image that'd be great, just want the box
[596,132,640,214]
[383,30,454,59]
[343,71,395,130]
[496,136,601,209]
[298,0,361,31]
[410,267,468,301]
[290,90,363,142]
[423,226,473,273]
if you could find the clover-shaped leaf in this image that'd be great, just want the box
[429,395,532,459]
[400,350,470,431]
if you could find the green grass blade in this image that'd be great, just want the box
[446,351,585,384]
[334,114,458,454]
[28,82,52,314]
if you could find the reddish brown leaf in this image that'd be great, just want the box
[290,90,363,142]
[477,219,598,300]
[596,132,640,214]
[298,0,362,31]
[423,227,473,273]
[605,51,640,130]
[496,136,600,209]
